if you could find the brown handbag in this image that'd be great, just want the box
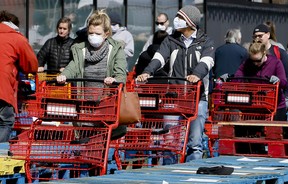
[119,87,141,125]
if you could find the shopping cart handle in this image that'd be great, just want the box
[147,76,191,82]
[227,76,270,82]
[46,78,106,84]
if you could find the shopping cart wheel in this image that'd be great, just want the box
[111,125,127,140]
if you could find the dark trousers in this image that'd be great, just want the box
[0,100,15,142]
[274,107,287,121]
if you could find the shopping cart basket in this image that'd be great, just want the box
[112,77,202,169]
[130,77,202,117]
[211,77,279,121]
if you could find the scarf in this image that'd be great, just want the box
[85,41,109,63]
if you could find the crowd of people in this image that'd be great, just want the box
[0,4,288,167]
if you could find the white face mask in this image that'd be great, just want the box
[173,17,187,30]
[111,24,120,33]
[157,24,166,31]
[88,34,104,48]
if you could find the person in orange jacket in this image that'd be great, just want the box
[0,10,38,142]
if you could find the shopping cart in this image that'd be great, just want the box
[112,77,201,169]
[211,77,279,122]
[207,77,279,158]
[131,77,202,117]
[9,78,123,182]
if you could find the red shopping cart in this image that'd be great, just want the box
[112,77,201,169]
[209,77,279,158]
[211,77,279,122]
[9,78,123,182]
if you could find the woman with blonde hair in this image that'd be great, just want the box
[235,42,287,120]
[57,9,127,87]
[57,10,127,139]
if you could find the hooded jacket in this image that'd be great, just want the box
[61,37,127,84]
[143,29,215,101]
[0,23,38,111]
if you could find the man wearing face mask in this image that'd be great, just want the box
[108,12,134,63]
[137,5,215,163]
[142,13,173,52]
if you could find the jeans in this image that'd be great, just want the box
[162,100,208,164]
[186,100,208,162]
[0,100,15,142]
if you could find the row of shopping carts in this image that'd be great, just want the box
[9,72,279,182]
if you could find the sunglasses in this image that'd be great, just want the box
[250,55,264,63]
[155,20,167,26]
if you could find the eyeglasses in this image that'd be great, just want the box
[155,20,167,26]
[252,34,265,39]
[250,55,264,63]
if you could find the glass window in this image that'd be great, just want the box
[127,0,153,70]
[98,0,125,26]
[65,0,94,38]
[29,0,61,53]
[0,0,26,36]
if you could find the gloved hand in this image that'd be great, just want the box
[219,73,229,82]
[270,75,280,84]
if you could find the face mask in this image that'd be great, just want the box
[173,17,187,30]
[111,24,120,33]
[88,34,104,48]
[157,24,166,31]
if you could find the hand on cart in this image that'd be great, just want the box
[136,73,150,82]
[186,74,200,83]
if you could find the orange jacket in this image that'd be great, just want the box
[0,23,38,112]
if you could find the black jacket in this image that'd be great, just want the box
[143,30,215,101]
[37,35,74,71]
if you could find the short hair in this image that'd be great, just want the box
[248,42,266,55]
[57,17,72,32]
[225,28,241,44]
[87,9,112,37]
[0,10,19,27]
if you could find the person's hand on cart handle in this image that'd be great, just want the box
[186,74,200,83]
[56,75,67,84]
[104,77,116,85]
[38,67,44,72]
[136,73,150,82]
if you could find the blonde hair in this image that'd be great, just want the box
[87,9,112,37]
[248,42,266,55]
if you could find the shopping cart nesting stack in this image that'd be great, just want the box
[210,77,280,157]
[112,77,202,169]
[9,78,123,182]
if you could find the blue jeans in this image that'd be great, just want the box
[0,100,15,142]
[186,100,208,162]
[162,101,208,164]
